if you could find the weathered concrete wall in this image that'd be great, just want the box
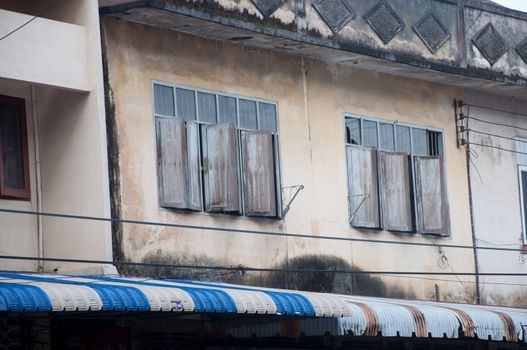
[103,17,481,303]
[101,0,527,92]
[465,90,527,307]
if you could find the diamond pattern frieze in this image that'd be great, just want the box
[312,0,355,34]
[364,0,405,45]
[472,23,508,66]
[251,0,287,17]
[413,12,451,54]
[516,38,527,64]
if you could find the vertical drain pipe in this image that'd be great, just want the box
[31,85,44,272]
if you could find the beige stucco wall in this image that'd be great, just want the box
[465,91,527,307]
[0,9,89,91]
[0,0,113,274]
[103,17,477,303]
[0,80,38,272]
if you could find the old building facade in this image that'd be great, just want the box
[99,0,527,307]
[1,0,527,348]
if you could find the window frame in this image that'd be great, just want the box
[343,114,446,234]
[0,95,30,201]
[344,114,444,154]
[518,165,527,243]
[151,80,283,219]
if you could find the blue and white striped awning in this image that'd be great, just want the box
[0,273,348,316]
[0,273,526,342]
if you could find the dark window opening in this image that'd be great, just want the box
[0,95,30,200]
[521,170,527,242]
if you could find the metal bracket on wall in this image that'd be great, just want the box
[454,99,468,148]
[281,185,305,218]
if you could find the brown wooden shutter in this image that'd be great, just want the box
[346,146,380,228]
[414,156,450,235]
[186,121,202,211]
[241,131,277,217]
[156,117,188,208]
[379,152,413,232]
[156,118,202,210]
[202,123,240,213]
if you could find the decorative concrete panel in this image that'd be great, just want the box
[311,0,355,34]
[364,1,405,45]
[250,0,287,17]
[516,38,527,64]
[413,12,451,54]
[472,23,508,66]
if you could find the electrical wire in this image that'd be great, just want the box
[0,207,525,253]
[0,0,62,42]
[469,116,527,133]
[3,271,527,288]
[469,129,527,144]
[468,142,527,156]
[1,254,527,276]
[464,103,527,120]
[377,274,527,287]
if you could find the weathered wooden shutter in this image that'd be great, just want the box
[156,118,202,210]
[346,146,380,228]
[202,123,240,213]
[186,121,202,211]
[379,152,413,232]
[241,131,277,217]
[414,156,450,235]
[156,118,188,208]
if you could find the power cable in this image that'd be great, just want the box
[469,129,527,144]
[468,116,527,133]
[0,0,62,42]
[2,271,527,288]
[0,207,525,253]
[1,254,527,276]
[464,103,527,120]
[468,142,527,156]
[377,274,527,287]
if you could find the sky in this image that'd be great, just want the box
[492,0,527,12]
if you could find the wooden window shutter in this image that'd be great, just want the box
[414,156,450,236]
[186,121,202,211]
[156,118,202,210]
[241,131,277,217]
[156,117,188,208]
[346,146,380,228]
[379,152,413,232]
[202,123,240,213]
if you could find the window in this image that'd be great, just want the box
[515,138,527,243]
[344,116,450,235]
[0,95,30,200]
[518,166,527,243]
[153,82,280,218]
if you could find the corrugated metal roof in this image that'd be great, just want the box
[0,273,526,342]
